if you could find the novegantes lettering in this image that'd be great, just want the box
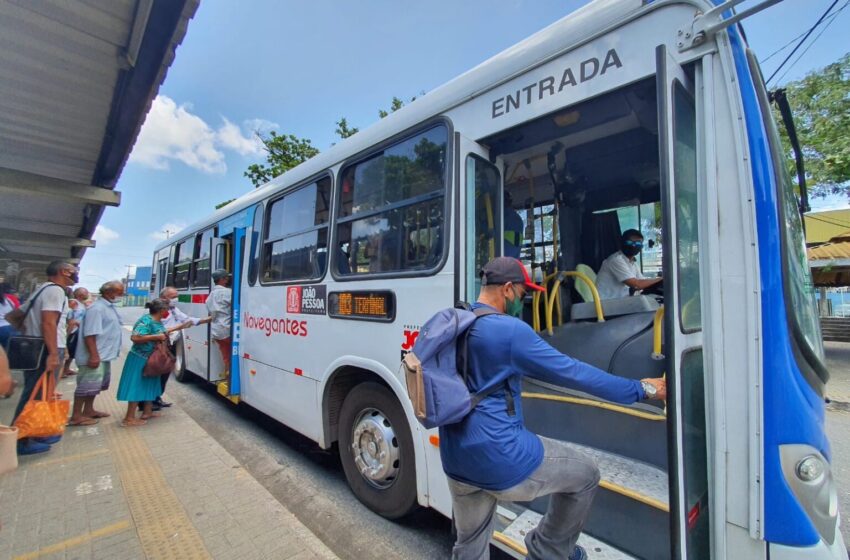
[243,312,308,337]
[491,49,623,119]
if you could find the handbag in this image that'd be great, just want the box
[0,424,19,475]
[5,336,46,371]
[143,341,176,377]
[5,284,64,370]
[14,372,70,439]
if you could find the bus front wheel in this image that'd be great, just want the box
[338,381,418,519]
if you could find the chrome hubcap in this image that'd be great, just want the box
[350,407,400,489]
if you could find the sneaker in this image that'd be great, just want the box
[32,435,62,445]
[154,397,173,408]
[17,439,51,455]
[568,545,587,560]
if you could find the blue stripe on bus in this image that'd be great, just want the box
[725,22,826,547]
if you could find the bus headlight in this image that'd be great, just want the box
[796,455,825,482]
[780,445,838,545]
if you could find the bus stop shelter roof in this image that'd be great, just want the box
[0,0,199,284]
[809,230,850,287]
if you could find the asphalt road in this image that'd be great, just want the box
[117,306,455,560]
[117,306,850,553]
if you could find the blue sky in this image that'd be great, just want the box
[82,0,850,289]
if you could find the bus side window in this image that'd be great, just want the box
[192,229,213,287]
[262,177,331,283]
[335,125,448,276]
[248,204,263,286]
[174,237,193,289]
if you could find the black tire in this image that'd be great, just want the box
[173,338,190,383]
[338,381,418,519]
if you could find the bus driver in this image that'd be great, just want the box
[596,229,662,300]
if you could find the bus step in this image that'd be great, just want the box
[494,506,636,559]
[523,441,670,559]
[567,441,668,509]
[522,379,667,470]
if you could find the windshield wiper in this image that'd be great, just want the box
[769,88,809,217]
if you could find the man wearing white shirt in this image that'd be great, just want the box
[14,261,76,455]
[206,270,233,379]
[596,230,662,300]
[159,286,210,408]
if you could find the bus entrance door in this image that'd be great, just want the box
[208,235,231,384]
[459,134,502,302]
[656,44,710,559]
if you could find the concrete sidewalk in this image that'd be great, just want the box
[0,356,339,560]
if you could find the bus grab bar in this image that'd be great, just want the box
[546,271,604,335]
[652,306,664,360]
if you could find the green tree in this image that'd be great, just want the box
[245,95,418,189]
[244,131,320,188]
[335,117,359,139]
[773,53,850,198]
[215,198,235,210]
[378,96,405,119]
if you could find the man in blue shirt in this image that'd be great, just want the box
[441,257,666,560]
[68,281,125,426]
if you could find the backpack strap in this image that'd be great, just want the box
[21,283,63,322]
[457,305,516,417]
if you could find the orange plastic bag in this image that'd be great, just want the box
[14,372,69,440]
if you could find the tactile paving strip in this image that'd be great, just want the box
[102,397,212,560]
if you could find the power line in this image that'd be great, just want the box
[773,0,850,84]
[759,5,845,64]
[766,0,841,84]
[806,214,850,230]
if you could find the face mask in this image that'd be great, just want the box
[67,270,80,284]
[622,240,643,258]
[505,286,524,318]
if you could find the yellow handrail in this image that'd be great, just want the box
[652,306,664,360]
[532,271,560,333]
[546,271,604,335]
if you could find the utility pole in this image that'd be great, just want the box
[162,229,174,239]
[124,265,134,306]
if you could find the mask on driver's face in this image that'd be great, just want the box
[622,239,643,258]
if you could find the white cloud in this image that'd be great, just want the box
[244,118,278,135]
[217,118,264,156]
[150,222,188,241]
[129,95,276,174]
[94,225,119,244]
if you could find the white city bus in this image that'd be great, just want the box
[150,1,844,557]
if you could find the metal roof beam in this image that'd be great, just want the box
[0,256,81,266]
[0,250,76,261]
[0,216,81,237]
[0,228,95,248]
[0,167,120,207]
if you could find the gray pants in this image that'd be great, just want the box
[448,436,600,560]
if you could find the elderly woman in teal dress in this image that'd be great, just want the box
[117,298,187,426]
